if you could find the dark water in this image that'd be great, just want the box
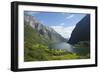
[49,42,90,55]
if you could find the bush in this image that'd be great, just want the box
[24,44,51,61]
[74,41,90,48]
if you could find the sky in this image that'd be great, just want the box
[24,11,86,39]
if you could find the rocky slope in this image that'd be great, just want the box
[68,14,90,44]
[24,14,67,46]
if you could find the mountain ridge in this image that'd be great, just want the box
[68,14,90,44]
[24,14,68,45]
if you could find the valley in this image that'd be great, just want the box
[24,13,90,62]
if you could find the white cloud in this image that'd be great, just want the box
[65,14,74,19]
[25,11,39,15]
[60,23,65,26]
[51,25,75,39]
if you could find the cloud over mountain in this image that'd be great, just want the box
[51,24,75,39]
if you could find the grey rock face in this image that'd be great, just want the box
[24,14,68,44]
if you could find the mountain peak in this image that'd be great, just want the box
[68,14,90,44]
[24,14,68,44]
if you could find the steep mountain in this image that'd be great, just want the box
[68,14,90,44]
[24,14,67,47]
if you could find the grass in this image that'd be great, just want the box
[51,53,79,60]
[24,44,88,62]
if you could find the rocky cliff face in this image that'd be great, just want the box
[24,14,67,44]
[68,14,90,44]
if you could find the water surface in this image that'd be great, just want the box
[49,42,90,55]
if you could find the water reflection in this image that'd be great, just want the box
[49,42,90,55]
[49,42,74,53]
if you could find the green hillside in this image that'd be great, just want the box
[24,24,80,61]
[24,22,90,62]
[24,23,44,60]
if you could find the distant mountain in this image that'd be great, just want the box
[24,14,67,46]
[68,14,90,44]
